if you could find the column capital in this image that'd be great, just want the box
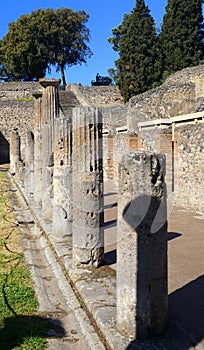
[39,78,61,88]
[33,90,42,99]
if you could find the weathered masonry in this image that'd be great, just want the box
[1,65,204,214]
[8,79,168,343]
[103,112,204,214]
[2,65,204,347]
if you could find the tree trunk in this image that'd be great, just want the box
[61,67,66,86]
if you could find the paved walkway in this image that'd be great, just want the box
[167,206,204,349]
[8,174,204,349]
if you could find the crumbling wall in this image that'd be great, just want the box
[128,65,204,130]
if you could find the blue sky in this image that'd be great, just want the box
[0,1,167,86]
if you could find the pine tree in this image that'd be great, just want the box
[108,0,162,102]
[159,0,204,74]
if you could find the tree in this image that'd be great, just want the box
[48,8,93,85]
[0,41,8,81]
[1,8,92,84]
[108,0,162,102]
[159,0,204,74]
[107,68,116,84]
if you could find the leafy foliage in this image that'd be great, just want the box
[108,0,162,102]
[159,0,204,74]
[108,0,204,102]
[1,8,92,84]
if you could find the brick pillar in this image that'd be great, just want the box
[104,135,114,179]
[39,78,60,220]
[117,151,168,339]
[9,130,20,176]
[33,91,43,208]
[52,118,72,240]
[72,107,104,268]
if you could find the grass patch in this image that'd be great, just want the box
[0,170,51,350]
[15,97,34,102]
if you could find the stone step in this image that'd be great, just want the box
[59,91,81,112]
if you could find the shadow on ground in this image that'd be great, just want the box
[104,232,182,266]
[125,275,204,349]
[168,274,204,348]
[168,231,182,241]
[0,314,65,350]
[104,249,117,265]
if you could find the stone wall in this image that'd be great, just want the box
[0,82,40,139]
[1,66,204,213]
[67,84,124,106]
[175,122,204,212]
[135,116,204,213]
[128,65,204,131]
[0,82,40,99]
[103,133,127,180]
[0,100,35,137]
[100,105,128,130]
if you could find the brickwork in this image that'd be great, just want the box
[103,136,114,179]
[126,134,141,151]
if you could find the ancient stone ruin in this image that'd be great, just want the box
[0,65,204,348]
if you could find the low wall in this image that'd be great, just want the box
[67,84,124,106]
[0,82,40,140]
[0,82,40,100]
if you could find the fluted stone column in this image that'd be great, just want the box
[24,131,34,200]
[72,107,104,268]
[9,130,20,176]
[39,78,60,220]
[117,151,168,339]
[33,91,43,208]
[52,117,72,240]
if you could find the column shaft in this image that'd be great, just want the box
[33,92,42,208]
[39,79,60,220]
[52,118,72,240]
[72,107,104,268]
[116,151,168,339]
